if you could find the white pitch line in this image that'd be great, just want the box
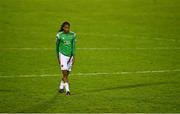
[0,47,180,50]
[0,69,180,78]
[79,33,179,42]
[77,47,180,50]
[0,48,53,50]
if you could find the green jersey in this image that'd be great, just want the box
[56,31,76,57]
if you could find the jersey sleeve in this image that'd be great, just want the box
[56,33,60,40]
[56,33,60,57]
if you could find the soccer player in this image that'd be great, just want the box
[56,21,76,96]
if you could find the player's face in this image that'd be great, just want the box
[63,24,70,33]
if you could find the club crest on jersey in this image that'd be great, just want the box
[64,41,70,45]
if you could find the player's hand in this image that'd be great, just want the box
[72,56,75,65]
[57,56,60,65]
[67,56,72,64]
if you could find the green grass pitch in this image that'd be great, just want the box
[0,0,180,113]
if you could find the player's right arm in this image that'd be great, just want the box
[56,33,60,64]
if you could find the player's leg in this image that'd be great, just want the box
[59,54,72,95]
[67,70,70,95]
[59,78,65,93]
[58,71,69,94]
[63,57,73,95]
[58,53,65,93]
[62,70,70,95]
[64,57,73,95]
[58,53,67,93]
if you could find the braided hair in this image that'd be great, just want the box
[58,21,70,32]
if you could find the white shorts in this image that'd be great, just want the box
[59,53,73,71]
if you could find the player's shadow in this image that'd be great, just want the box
[85,81,174,93]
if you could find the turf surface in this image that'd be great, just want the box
[0,0,180,112]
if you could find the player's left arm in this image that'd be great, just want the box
[71,33,76,64]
